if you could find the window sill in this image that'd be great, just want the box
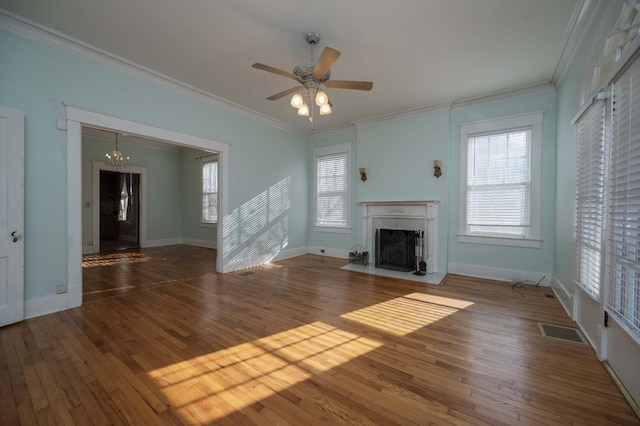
[458,233,541,248]
[313,226,352,234]
[201,222,217,228]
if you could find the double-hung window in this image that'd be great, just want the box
[313,144,351,232]
[574,100,606,301]
[201,157,218,224]
[459,112,543,248]
[606,59,640,338]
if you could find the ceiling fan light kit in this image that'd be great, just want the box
[252,32,373,130]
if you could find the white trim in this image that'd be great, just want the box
[90,161,147,253]
[551,276,574,319]
[64,104,230,310]
[0,9,306,138]
[306,246,350,259]
[144,238,183,248]
[224,246,308,272]
[181,238,216,249]
[458,111,544,247]
[448,263,551,286]
[457,234,542,248]
[24,293,69,319]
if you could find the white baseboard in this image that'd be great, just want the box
[25,293,69,319]
[447,263,552,286]
[551,276,574,318]
[306,246,349,259]
[182,237,216,249]
[143,238,182,248]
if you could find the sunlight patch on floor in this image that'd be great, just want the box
[147,321,383,423]
[82,252,151,267]
[340,293,473,336]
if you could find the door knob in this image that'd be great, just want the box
[11,231,22,243]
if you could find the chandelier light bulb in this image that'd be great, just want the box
[297,102,309,116]
[319,103,332,115]
[315,90,328,106]
[290,93,304,108]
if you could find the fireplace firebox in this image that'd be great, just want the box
[375,229,416,272]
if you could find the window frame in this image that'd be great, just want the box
[312,143,352,233]
[201,156,218,227]
[458,111,543,248]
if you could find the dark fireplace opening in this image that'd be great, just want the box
[375,228,416,272]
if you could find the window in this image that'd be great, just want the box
[606,60,640,339]
[459,112,543,247]
[574,100,606,301]
[202,158,218,224]
[313,144,351,231]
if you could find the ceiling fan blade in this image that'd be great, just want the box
[266,86,301,101]
[325,80,373,90]
[312,47,341,79]
[252,63,301,82]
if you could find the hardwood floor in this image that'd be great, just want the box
[1,245,638,425]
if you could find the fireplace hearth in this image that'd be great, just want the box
[375,229,416,272]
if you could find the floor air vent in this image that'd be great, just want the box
[538,323,586,344]
[237,271,256,277]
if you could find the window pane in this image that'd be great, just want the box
[466,129,531,237]
[202,160,217,222]
[316,150,348,227]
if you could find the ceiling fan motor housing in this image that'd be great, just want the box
[293,63,331,82]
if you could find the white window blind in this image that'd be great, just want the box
[607,59,640,339]
[466,129,531,237]
[315,150,349,228]
[574,100,606,300]
[202,160,218,223]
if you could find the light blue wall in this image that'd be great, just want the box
[0,28,307,301]
[448,91,557,277]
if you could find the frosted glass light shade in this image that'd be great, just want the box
[315,90,328,106]
[298,103,309,116]
[319,103,332,115]
[290,93,304,108]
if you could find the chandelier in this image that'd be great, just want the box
[104,132,130,169]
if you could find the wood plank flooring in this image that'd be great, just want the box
[1,245,638,425]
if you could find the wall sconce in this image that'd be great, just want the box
[359,167,367,182]
[433,160,442,178]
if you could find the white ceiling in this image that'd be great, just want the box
[1,0,580,134]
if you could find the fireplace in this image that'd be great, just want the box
[375,229,416,271]
[359,200,439,273]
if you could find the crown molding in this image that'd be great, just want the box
[451,82,556,110]
[0,9,308,139]
[552,0,608,84]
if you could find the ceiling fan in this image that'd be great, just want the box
[252,32,373,129]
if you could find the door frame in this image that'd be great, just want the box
[91,162,147,253]
[64,104,230,309]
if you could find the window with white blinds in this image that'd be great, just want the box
[574,100,606,301]
[314,144,351,230]
[459,112,542,248]
[607,59,640,339]
[202,159,218,223]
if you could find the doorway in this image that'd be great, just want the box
[100,170,140,251]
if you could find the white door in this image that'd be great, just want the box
[0,105,25,327]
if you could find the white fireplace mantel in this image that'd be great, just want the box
[359,200,439,273]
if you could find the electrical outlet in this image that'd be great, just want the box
[56,284,66,294]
